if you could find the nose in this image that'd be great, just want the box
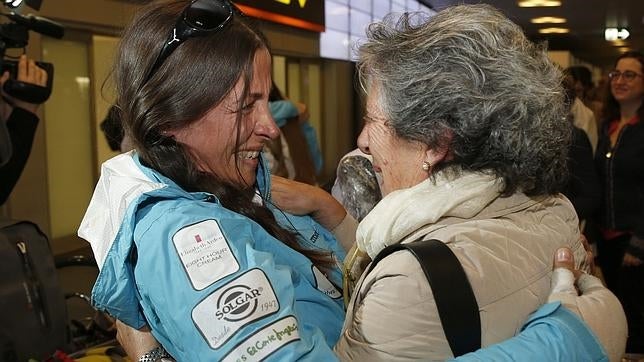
[255,108,280,140]
[357,126,370,155]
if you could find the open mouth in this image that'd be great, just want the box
[239,150,261,160]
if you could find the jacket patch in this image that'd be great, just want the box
[221,316,300,362]
[311,266,342,299]
[173,219,239,290]
[192,268,280,349]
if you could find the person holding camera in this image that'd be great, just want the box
[0,54,48,205]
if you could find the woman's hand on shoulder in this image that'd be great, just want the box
[271,175,346,230]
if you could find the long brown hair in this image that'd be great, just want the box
[114,0,333,269]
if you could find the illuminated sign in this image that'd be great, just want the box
[234,0,325,32]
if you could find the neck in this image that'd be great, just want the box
[620,99,642,121]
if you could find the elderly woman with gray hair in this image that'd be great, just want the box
[333,4,623,361]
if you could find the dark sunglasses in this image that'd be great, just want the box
[142,0,238,84]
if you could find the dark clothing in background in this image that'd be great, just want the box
[595,119,644,252]
[0,107,39,205]
[564,126,600,222]
[594,116,644,353]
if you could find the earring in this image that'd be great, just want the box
[422,161,431,171]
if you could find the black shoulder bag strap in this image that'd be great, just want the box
[368,239,481,357]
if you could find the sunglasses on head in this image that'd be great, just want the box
[142,0,239,85]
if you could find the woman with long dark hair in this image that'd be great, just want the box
[78,1,352,359]
[595,50,644,353]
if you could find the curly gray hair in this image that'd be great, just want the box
[357,4,570,196]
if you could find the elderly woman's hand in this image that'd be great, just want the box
[271,175,346,230]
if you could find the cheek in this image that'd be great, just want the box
[368,125,394,158]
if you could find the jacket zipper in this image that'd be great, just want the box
[15,241,48,328]
[604,124,629,229]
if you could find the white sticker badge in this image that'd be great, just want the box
[173,219,239,290]
[312,267,342,299]
[192,268,280,349]
[221,316,300,362]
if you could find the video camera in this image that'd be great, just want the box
[0,0,63,104]
[0,0,63,167]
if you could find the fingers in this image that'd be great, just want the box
[580,234,596,275]
[0,71,9,86]
[623,252,643,267]
[550,247,578,296]
[17,54,47,86]
[553,247,575,271]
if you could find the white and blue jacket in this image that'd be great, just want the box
[79,152,346,361]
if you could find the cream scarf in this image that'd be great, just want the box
[342,171,503,305]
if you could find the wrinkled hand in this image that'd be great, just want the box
[295,102,309,123]
[0,54,48,114]
[579,234,595,275]
[115,320,160,361]
[271,175,346,230]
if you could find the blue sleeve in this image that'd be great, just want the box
[269,100,298,128]
[452,302,608,362]
[300,121,323,174]
[132,200,343,361]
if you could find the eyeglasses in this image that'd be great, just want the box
[143,0,237,85]
[608,70,644,82]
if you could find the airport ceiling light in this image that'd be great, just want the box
[539,27,570,34]
[518,0,561,7]
[531,16,566,24]
[3,0,23,8]
[605,28,630,41]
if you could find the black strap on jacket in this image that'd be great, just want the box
[368,239,481,357]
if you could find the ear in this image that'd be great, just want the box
[424,129,453,166]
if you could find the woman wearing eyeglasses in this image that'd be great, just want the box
[78,0,354,360]
[594,50,644,353]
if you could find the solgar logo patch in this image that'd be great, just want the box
[192,269,280,349]
[215,285,263,322]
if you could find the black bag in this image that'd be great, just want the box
[0,219,68,361]
[369,239,481,357]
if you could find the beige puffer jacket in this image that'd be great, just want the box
[335,175,584,361]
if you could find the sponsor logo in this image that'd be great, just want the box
[192,269,280,349]
[221,316,300,362]
[215,285,262,322]
[173,220,239,290]
[310,229,319,243]
[311,266,341,299]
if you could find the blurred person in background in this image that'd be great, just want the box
[0,54,48,205]
[567,65,605,131]
[594,50,644,354]
[565,66,599,152]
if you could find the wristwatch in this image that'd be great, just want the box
[138,346,175,362]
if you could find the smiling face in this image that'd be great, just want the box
[611,57,644,106]
[171,48,278,188]
[357,83,428,196]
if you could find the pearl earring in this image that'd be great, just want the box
[422,161,431,171]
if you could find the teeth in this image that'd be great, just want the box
[241,151,260,159]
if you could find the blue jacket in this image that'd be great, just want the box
[269,100,323,174]
[79,153,346,361]
[454,302,608,362]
